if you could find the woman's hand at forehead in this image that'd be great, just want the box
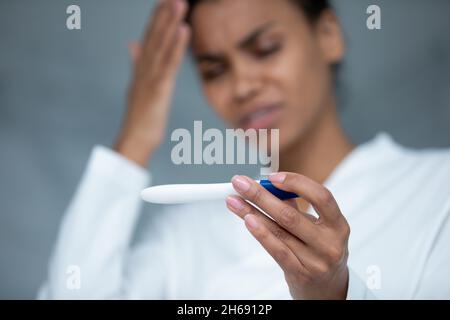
[115,0,190,167]
[226,172,350,300]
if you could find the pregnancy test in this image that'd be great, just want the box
[141,180,298,204]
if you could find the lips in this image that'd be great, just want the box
[240,104,282,130]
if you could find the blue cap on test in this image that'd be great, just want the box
[259,180,299,200]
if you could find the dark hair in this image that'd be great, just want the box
[186,0,331,24]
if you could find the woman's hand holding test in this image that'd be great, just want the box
[226,172,350,300]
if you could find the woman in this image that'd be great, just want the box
[39,0,450,299]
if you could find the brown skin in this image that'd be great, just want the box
[114,0,190,165]
[114,0,353,299]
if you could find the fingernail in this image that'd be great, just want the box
[232,175,251,193]
[244,214,259,230]
[226,196,244,211]
[269,173,286,184]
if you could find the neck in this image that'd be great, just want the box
[279,100,354,184]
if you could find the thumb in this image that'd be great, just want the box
[128,41,143,64]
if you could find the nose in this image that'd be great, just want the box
[231,60,262,105]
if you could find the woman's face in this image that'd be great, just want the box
[190,0,344,151]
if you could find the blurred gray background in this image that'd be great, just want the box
[0,0,449,299]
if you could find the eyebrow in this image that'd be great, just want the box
[238,21,276,49]
[195,21,277,64]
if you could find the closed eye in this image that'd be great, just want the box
[200,63,227,81]
[255,42,282,59]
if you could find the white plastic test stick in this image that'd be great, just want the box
[141,180,298,204]
[141,183,237,204]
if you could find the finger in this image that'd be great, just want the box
[243,214,306,276]
[226,196,320,267]
[231,176,316,242]
[284,199,318,222]
[142,0,169,44]
[246,211,336,282]
[227,196,332,278]
[164,23,190,77]
[269,172,343,224]
[157,0,189,61]
[227,195,304,245]
[285,198,299,210]
[146,0,185,55]
[142,0,174,55]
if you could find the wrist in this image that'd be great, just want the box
[114,133,157,168]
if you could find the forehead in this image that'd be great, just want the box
[190,0,304,52]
